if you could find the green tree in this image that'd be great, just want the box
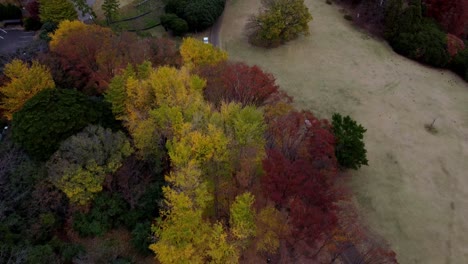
[161,13,188,36]
[450,48,468,81]
[0,59,55,120]
[47,125,133,205]
[332,113,368,170]
[12,89,108,160]
[248,0,313,47]
[39,0,78,23]
[230,192,256,243]
[164,0,225,31]
[102,0,119,23]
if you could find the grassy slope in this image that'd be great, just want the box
[220,0,468,263]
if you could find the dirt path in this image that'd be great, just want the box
[219,0,468,263]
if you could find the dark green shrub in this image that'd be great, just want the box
[164,0,225,31]
[12,89,112,161]
[332,113,368,170]
[27,244,60,264]
[450,48,468,81]
[39,21,58,41]
[73,192,129,237]
[385,0,450,67]
[390,19,450,67]
[131,222,152,255]
[161,13,188,36]
[24,17,43,31]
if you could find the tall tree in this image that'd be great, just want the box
[12,89,108,160]
[47,125,133,205]
[180,37,228,69]
[39,0,77,23]
[102,0,119,24]
[0,59,55,120]
[199,62,291,108]
[247,0,313,47]
[425,0,468,38]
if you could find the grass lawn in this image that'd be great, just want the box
[220,0,468,263]
[93,0,163,33]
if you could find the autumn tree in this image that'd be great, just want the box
[180,37,228,69]
[39,0,77,23]
[0,59,55,120]
[49,20,115,93]
[247,0,313,47]
[425,0,468,38]
[47,125,133,205]
[198,62,291,108]
[230,192,256,245]
[25,0,41,28]
[150,187,238,264]
[262,110,340,253]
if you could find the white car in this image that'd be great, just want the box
[203,37,209,44]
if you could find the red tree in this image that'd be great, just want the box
[26,0,40,20]
[262,110,340,251]
[425,0,468,38]
[199,62,291,108]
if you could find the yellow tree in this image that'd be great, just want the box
[230,192,256,245]
[49,20,89,50]
[0,59,55,120]
[47,125,133,205]
[180,37,228,69]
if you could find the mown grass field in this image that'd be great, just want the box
[220,0,468,263]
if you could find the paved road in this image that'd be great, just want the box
[0,29,35,54]
[209,8,225,48]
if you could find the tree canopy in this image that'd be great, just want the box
[39,0,78,23]
[248,0,313,47]
[0,59,55,120]
[47,125,133,205]
[12,89,111,160]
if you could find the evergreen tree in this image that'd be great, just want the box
[102,0,119,23]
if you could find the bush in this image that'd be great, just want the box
[450,48,468,81]
[385,0,450,67]
[344,14,353,21]
[161,13,188,36]
[39,21,58,41]
[12,89,110,160]
[73,192,129,236]
[164,0,225,31]
[332,113,368,170]
[247,0,313,48]
[24,17,43,31]
[390,19,450,67]
[131,222,152,255]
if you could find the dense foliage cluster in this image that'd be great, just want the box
[164,0,225,33]
[385,0,450,67]
[12,89,111,160]
[38,0,78,23]
[247,0,313,47]
[0,11,392,261]
[332,113,369,170]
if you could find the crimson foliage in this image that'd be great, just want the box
[199,62,291,108]
[262,111,339,246]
